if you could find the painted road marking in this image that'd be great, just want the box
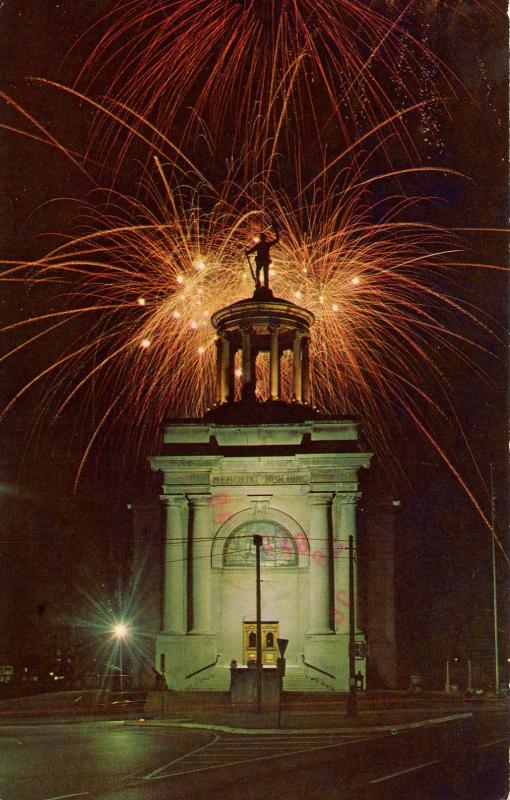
[477,737,509,749]
[142,734,221,779]
[42,793,90,800]
[142,731,383,781]
[369,759,441,784]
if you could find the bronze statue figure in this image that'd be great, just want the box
[245,220,280,292]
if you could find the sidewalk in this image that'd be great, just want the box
[139,692,492,734]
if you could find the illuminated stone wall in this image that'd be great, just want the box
[150,420,376,691]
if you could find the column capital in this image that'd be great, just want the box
[335,492,361,506]
[309,492,334,506]
[268,323,280,334]
[187,493,211,507]
[160,494,184,507]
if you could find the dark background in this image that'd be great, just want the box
[0,2,507,689]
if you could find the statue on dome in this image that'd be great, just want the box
[245,217,280,296]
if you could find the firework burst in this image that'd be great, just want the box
[72,0,502,167]
[0,134,501,520]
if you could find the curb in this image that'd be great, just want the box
[130,711,473,735]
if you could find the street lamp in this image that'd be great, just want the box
[253,535,263,713]
[112,622,130,691]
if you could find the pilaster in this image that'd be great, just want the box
[188,493,212,634]
[161,494,186,634]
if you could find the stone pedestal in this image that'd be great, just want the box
[303,633,348,691]
[230,666,281,705]
[156,633,217,690]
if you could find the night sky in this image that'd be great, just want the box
[0,2,507,686]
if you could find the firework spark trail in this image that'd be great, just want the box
[0,115,505,559]
[70,0,489,169]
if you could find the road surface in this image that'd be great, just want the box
[0,712,507,799]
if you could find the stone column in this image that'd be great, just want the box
[241,326,253,400]
[215,338,222,405]
[228,346,236,402]
[189,494,212,634]
[161,495,186,634]
[220,336,230,403]
[293,332,302,402]
[308,493,333,634]
[337,493,361,632]
[302,335,311,404]
[270,326,279,400]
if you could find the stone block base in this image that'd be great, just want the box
[230,666,281,705]
[156,633,217,690]
[303,633,366,691]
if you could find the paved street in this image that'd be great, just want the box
[0,711,507,800]
[0,721,213,800]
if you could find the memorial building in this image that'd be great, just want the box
[143,285,397,692]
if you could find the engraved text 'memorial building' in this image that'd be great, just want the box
[147,287,396,692]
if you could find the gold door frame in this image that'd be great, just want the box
[243,621,279,665]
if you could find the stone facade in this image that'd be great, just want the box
[150,419,372,691]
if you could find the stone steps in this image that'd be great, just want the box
[190,668,332,692]
[283,672,331,692]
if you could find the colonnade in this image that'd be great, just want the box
[161,491,360,637]
[215,327,311,405]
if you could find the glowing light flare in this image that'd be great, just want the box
[140,338,151,349]
[112,622,129,640]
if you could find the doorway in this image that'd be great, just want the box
[243,621,279,665]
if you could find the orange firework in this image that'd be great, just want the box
[0,135,502,518]
[72,0,503,167]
